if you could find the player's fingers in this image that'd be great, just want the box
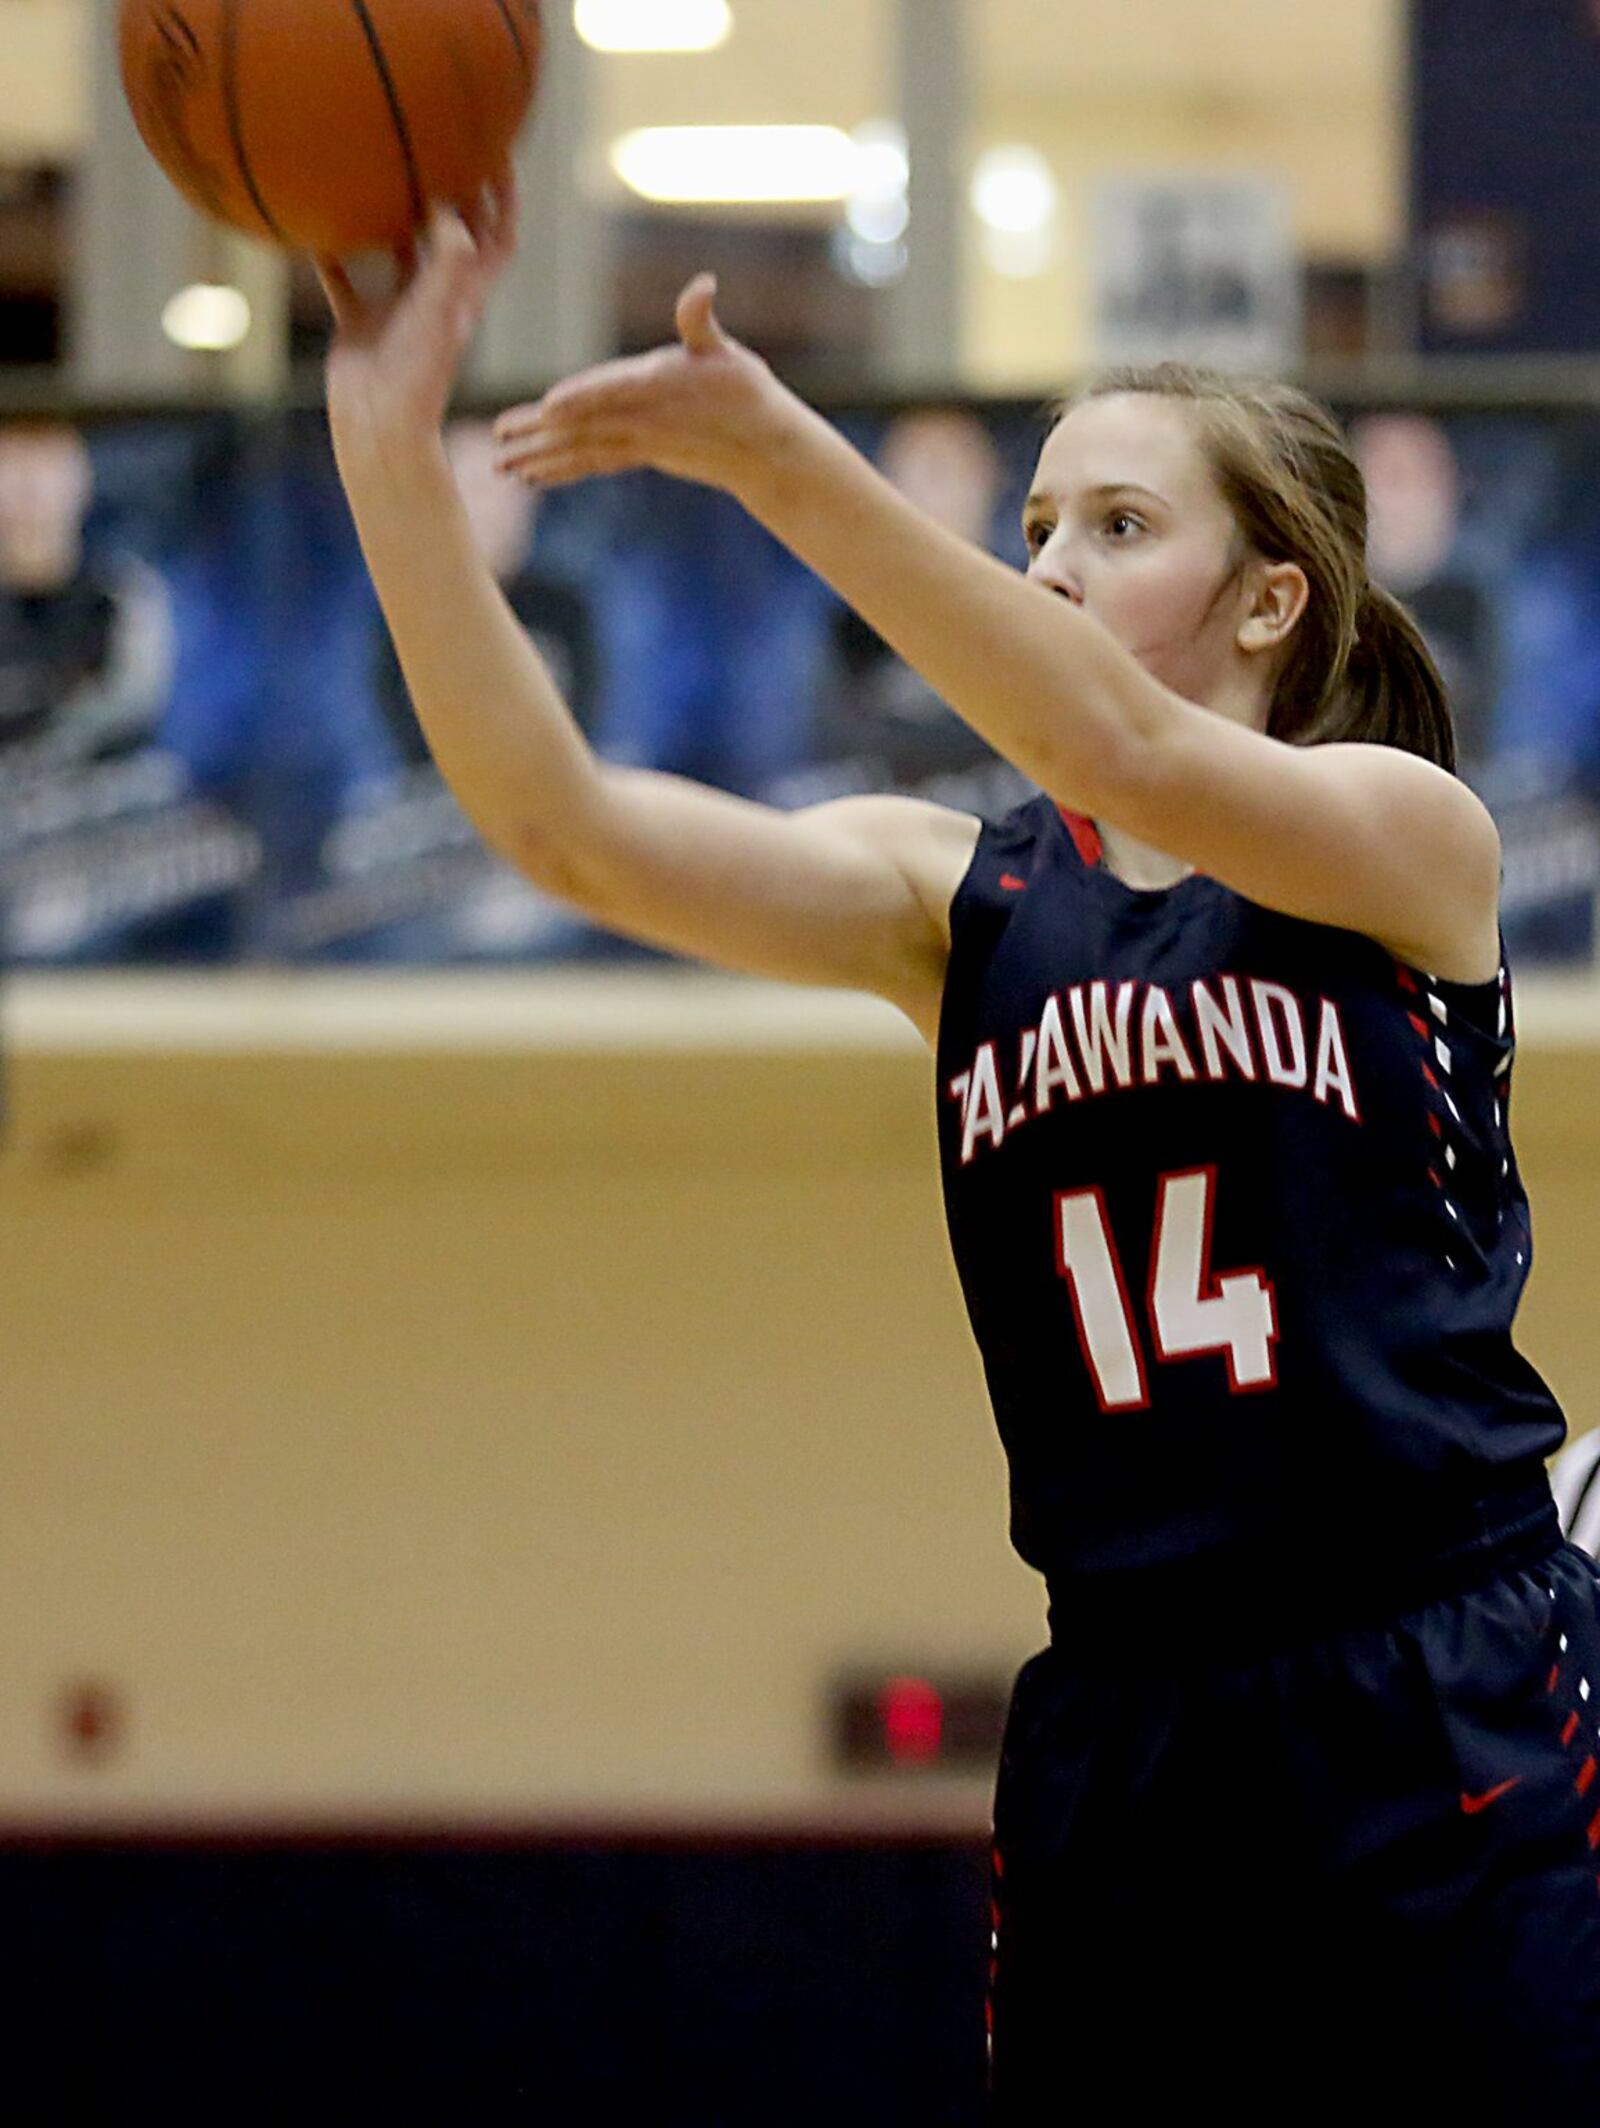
[492,398,540,442]
[460,180,496,250]
[421,200,477,274]
[495,403,630,465]
[494,163,521,249]
[313,257,367,334]
[494,427,645,485]
[675,273,729,357]
[479,160,517,244]
[498,349,677,441]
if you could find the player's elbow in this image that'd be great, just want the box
[510,815,602,909]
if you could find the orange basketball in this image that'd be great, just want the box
[117,0,540,255]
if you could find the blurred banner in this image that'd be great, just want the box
[1412,0,1600,354]
[1,398,1597,970]
[1090,176,1302,372]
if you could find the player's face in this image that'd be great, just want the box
[1023,395,1260,717]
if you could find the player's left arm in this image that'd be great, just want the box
[1100,709,1503,981]
[497,283,1499,978]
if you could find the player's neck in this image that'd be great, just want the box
[1093,819,1194,892]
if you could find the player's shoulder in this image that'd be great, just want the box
[1312,741,1501,864]
[801,792,986,945]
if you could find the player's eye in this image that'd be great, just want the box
[1023,520,1053,555]
[1103,510,1144,540]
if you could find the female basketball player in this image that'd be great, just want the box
[318,183,1600,2113]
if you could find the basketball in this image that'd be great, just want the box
[116,0,541,255]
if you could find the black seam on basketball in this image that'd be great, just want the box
[158,5,200,60]
[346,0,426,232]
[489,0,533,86]
[220,0,289,244]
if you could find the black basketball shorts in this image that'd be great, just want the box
[987,1541,1600,2118]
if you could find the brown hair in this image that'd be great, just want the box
[1056,364,1456,773]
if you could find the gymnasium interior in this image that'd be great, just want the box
[2,3,1597,2115]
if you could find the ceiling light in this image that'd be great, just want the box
[612,126,859,204]
[161,283,252,352]
[847,193,909,245]
[575,0,732,53]
[850,120,910,203]
[971,146,1058,237]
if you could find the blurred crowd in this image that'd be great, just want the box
[2,400,1598,966]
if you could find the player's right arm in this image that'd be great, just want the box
[331,388,971,1042]
[317,184,974,1040]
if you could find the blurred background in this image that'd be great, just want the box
[3,2,1600,2116]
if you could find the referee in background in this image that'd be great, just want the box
[1553,1429,1600,1558]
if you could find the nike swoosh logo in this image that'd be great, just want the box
[1460,1777,1522,1816]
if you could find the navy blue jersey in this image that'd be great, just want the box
[936,792,1567,1594]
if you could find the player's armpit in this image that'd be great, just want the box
[1100,711,1503,982]
[512,770,979,1038]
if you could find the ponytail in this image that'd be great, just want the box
[1268,580,1457,774]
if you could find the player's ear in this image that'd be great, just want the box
[1237,560,1309,657]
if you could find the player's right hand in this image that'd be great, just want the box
[316,167,518,445]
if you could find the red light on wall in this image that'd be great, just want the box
[832,1670,1009,1772]
[879,1675,944,1764]
[57,1679,127,1767]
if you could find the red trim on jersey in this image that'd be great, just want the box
[1055,805,1104,868]
[1407,1012,1431,1040]
[1545,1665,1600,1903]
[1395,963,1420,993]
[999,872,1029,892]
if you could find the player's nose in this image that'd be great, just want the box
[1029,562,1086,605]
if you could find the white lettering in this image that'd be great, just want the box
[1191,976,1257,1081]
[1140,985,1198,1083]
[1033,993,1082,1112]
[1069,981,1136,1094]
[962,1042,1007,1164]
[950,971,1361,1169]
[1312,999,1359,1121]
[1251,979,1307,1087]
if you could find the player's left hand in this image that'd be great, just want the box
[492,278,803,509]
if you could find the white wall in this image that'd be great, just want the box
[0,973,1592,1827]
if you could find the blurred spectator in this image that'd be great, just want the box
[373,419,600,762]
[0,419,260,963]
[783,407,1032,816]
[0,420,174,768]
[1353,412,1600,963]
[282,420,602,960]
[1351,412,1498,771]
[1487,425,1600,805]
[588,470,829,800]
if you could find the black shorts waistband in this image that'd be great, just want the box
[1044,1474,1564,1661]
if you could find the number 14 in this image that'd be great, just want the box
[1055,1167,1278,1412]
